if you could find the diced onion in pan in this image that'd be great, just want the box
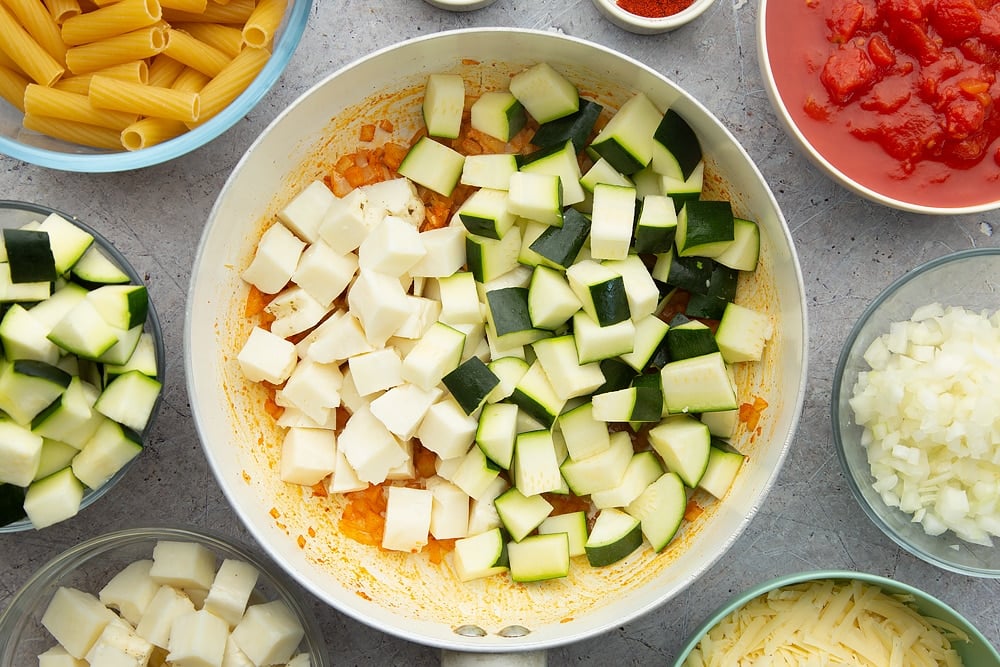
[849,304,1000,545]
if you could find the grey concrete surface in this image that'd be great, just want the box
[2,0,999,664]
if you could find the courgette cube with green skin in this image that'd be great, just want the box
[667,319,719,361]
[715,302,773,363]
[648,414,711,487]
[527,265,581,331]
[85,284,148,331]
[0,262,50,303]
[699,446,746,498]
[442,356,499,416]
[457,188,516,240]
[485,287,533,337]
[529,207,591,271]
[662,162,705,214]
[3,228,57,283]
[580,157,634,193]
[704,263,740,302]
[450,445,502,500]
[470,90,526,142]
[633,194,678,255]
[625,471,687,552]
[486,356,529,403]
[47,298,122,360]
[493,486,553,542]
[518,140,585,207]
[0,419,43,487]
[104,331,158,379]
[653,109,703,180]
[460,153,519,190]
[565,260,630,327]
[531,335,605,401]
[531,97,603,151]
[619,315,669,372]
[700,408,739,439]
[715,218,761,272]
[422,73,465,139]
[93,369,162,433]
[0,359,72,426]
[34,439,79,481]
[508,532,570,582]
[593,357,638,396]
[508,62,579,125]
[650,248,714,291]
[71,245,130,285]
[507,172,563,228]
[589,183,636,262]
[37,213,94,275]
[466,226,522,283]
[512,429,563,497]
[453,527,509,582]
[31,376,95,443]
[397,136,465,197]
[508,360,565,429]
[71,418,141,490]
[684,294,728,320]
[588,92,663,175]
[560,430,632,496]
[585,507,643,567]
[558,402,611,461]
[676,200,735,258]
[591,385,660,423]
[23,466,84,529]
[538,511,588,557]
[476,402,518,469]
[601,254,659,321]
[591,450,663,509]
[661,352,737,415]
[630,166,664,201]
[0,303,61,365]
[572,311,634,364]
[0,483,26,526]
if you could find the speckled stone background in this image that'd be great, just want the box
[1,0,999,664]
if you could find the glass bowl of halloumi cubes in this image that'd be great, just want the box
[0,525,328,666]
[0,201,164,532]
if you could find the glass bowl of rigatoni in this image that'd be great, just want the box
[0,0,311,172]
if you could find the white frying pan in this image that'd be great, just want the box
[185,28,808,661]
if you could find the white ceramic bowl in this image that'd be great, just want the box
[421,0,498,11]
[0,526,330,666]
[591,0,717,34]
[758,0,1000,214]
[832,248,1000,577]
[186,28,808,654]
[0,0,311,172]
[0,200,164,533]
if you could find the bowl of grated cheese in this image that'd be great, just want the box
[832,247,1000,577]
[673,570,1000,666]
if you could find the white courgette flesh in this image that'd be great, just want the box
[236,61,773,582]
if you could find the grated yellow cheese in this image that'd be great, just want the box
[685,579,968,666]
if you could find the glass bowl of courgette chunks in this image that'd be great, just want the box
[0,200,163,532]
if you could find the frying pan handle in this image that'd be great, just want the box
[440,650,548,666]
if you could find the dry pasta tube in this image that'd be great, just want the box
[25,83,138,130]
[163,28,230,78]
[170,66,209,93]
[0,65,30,112]
[5,0,67,65]
[0,4,65,86]
[158,0,206,11]
[53,60,149,94]
[121,116,186,150]
[146,53,186,87]
[23,113,122,149]
[242,0,286,49]
[171,21,242,58]
[65,24,167,74]
[0,49,26,76]
[161,0,253,24]
[89,74,200,122]
[188,45,267,126]
[60,0,162,46]
[44,0,82,23]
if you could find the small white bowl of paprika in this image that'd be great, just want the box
[591,0,716,34]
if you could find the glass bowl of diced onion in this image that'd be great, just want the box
[672,570,1000,665]
[0,0,311,172]
[832,248,1000,577]
[0,525,329,666]
[0,200,165,533]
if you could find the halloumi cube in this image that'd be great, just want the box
[230,601,304,667]
[279,427,337,487]
[241,223,305,295]
[166,609,229,667]
[347,269,412,347]
[337,404,408,484]
[347,348,403,396]
[291,240,358,307]
[99,559,159,626]
[149,541,217,590]
[236,327,297,385]
[409,226,466,278]
[318,189,368,255]
[278,180,337,243]
[203,559,260,628]
[358,215,426,277]
[369,383,442,440]
[381,486,432,553]
[40,587,116,659]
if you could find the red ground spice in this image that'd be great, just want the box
[617,0,695,17]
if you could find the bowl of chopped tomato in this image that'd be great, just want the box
[186,27,808,656]
[759,0,1000,213]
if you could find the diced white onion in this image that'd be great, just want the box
[849,303,1000,545]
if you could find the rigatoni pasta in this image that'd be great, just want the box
[1,0,288,151]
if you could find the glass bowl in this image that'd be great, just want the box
[0,0,311,172]
[0,200,165,533]
[0,526,329,666]
[832,248,1000,577]
[590,0,717,34]
[673,570,1000,665]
